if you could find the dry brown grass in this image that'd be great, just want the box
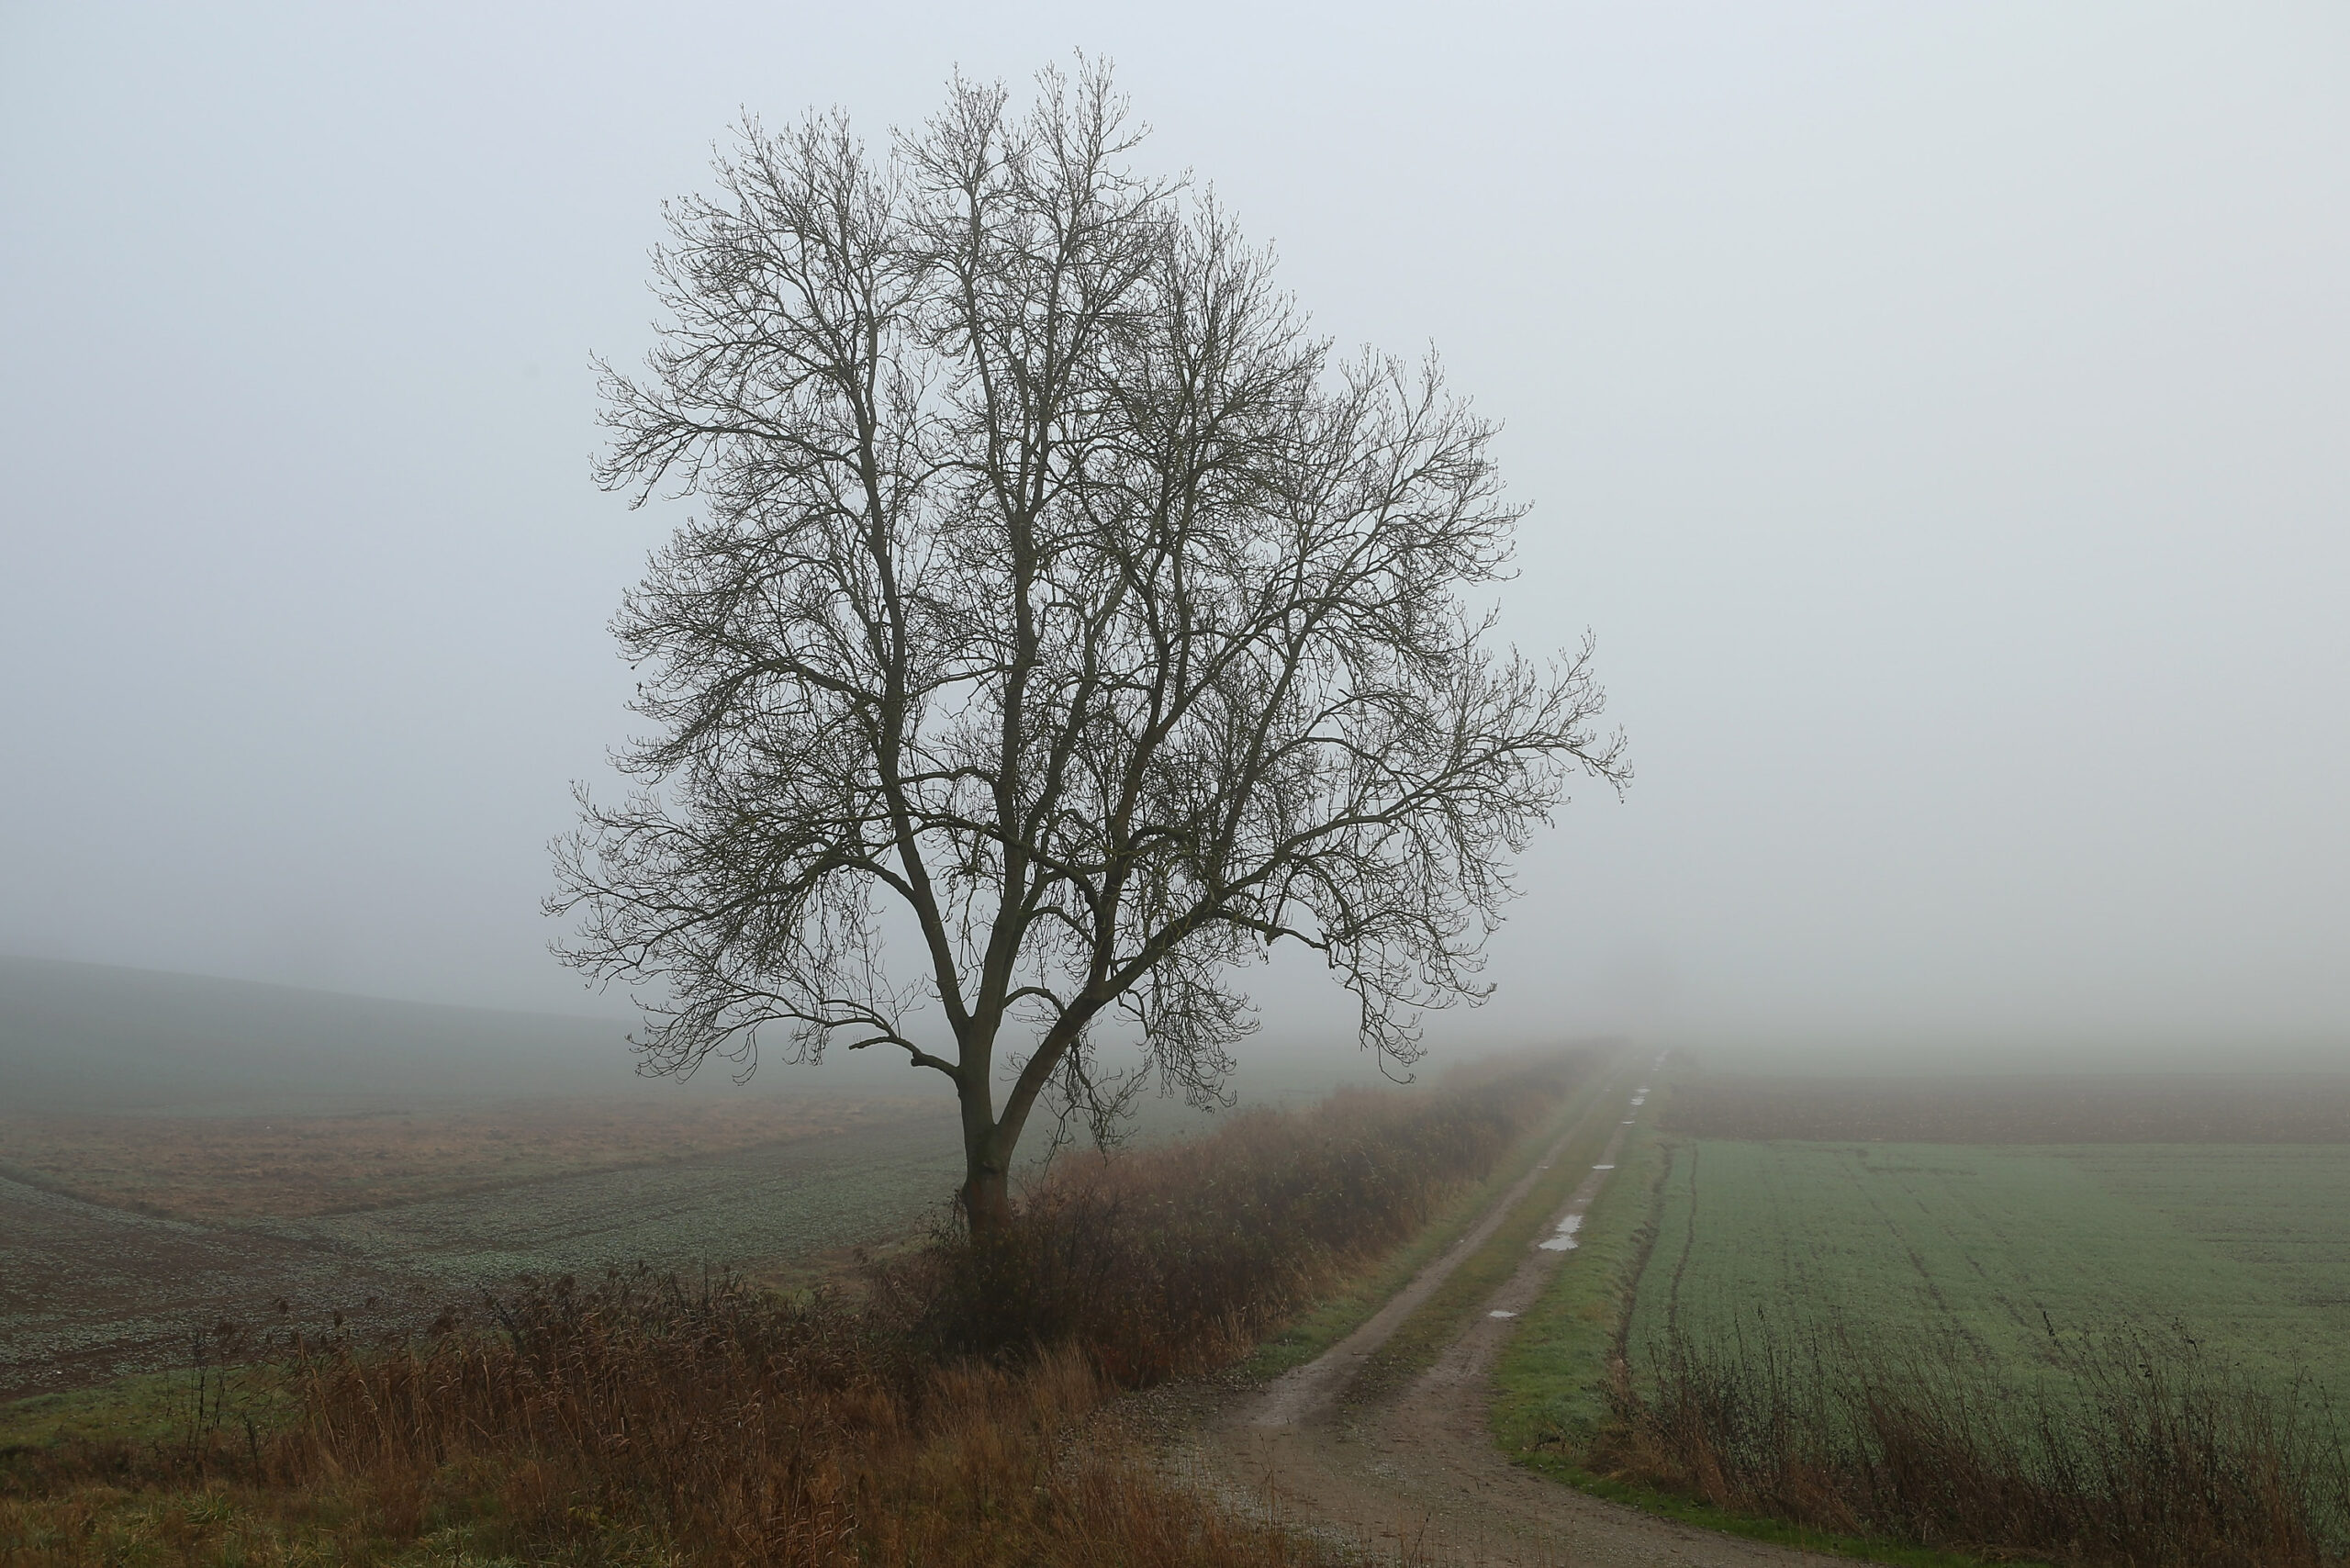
[0,1096,928,1222]
[889,1053,1591,1384]
[2,1282,1337,1567]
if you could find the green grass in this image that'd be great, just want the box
[1489,1112,1666,1453]
[2,1370,259,1452]
[1535,1468,2056,1568]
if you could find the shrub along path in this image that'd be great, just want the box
[1182,1054,1839,1568]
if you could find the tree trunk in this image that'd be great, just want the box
[961,1162,1012,1238]
[957,1052,1015,1238]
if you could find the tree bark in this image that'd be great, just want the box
[961,1162,1012,1238]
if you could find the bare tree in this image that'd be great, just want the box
[551,65,1628,1235]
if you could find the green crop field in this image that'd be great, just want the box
[1622,1138,2350,1398]
[1494,1068,2350,1565]
[1498,1064,2350,1457]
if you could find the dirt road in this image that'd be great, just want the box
[1187,1074,1836,1567]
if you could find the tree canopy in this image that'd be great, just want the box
[550,64,1629,1228]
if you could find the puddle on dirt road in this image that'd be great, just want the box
[1538,1214,1583,1252]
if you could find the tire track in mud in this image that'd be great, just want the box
[1188,1057,1841,1566]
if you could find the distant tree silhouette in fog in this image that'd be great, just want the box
[551,62,1628,1235]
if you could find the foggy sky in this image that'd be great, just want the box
[3,2,2344,1054]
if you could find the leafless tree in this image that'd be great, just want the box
[551,64,1629,1235]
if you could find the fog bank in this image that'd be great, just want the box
[2,4,2343,1058]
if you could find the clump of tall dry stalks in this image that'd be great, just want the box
[1,1052,1590,1565]
[273,1274,1307,1567]
[1590,1315,2350,1568]
[888,1058,1581,1383]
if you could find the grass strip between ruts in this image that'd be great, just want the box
[1239,1044,1635,1385]
[1337,1050,1648,1405]
[1487,1082,2058,1568]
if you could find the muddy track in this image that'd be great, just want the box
[1183,1070,1838,1567]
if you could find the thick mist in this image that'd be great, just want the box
[2,3,2343,1063]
